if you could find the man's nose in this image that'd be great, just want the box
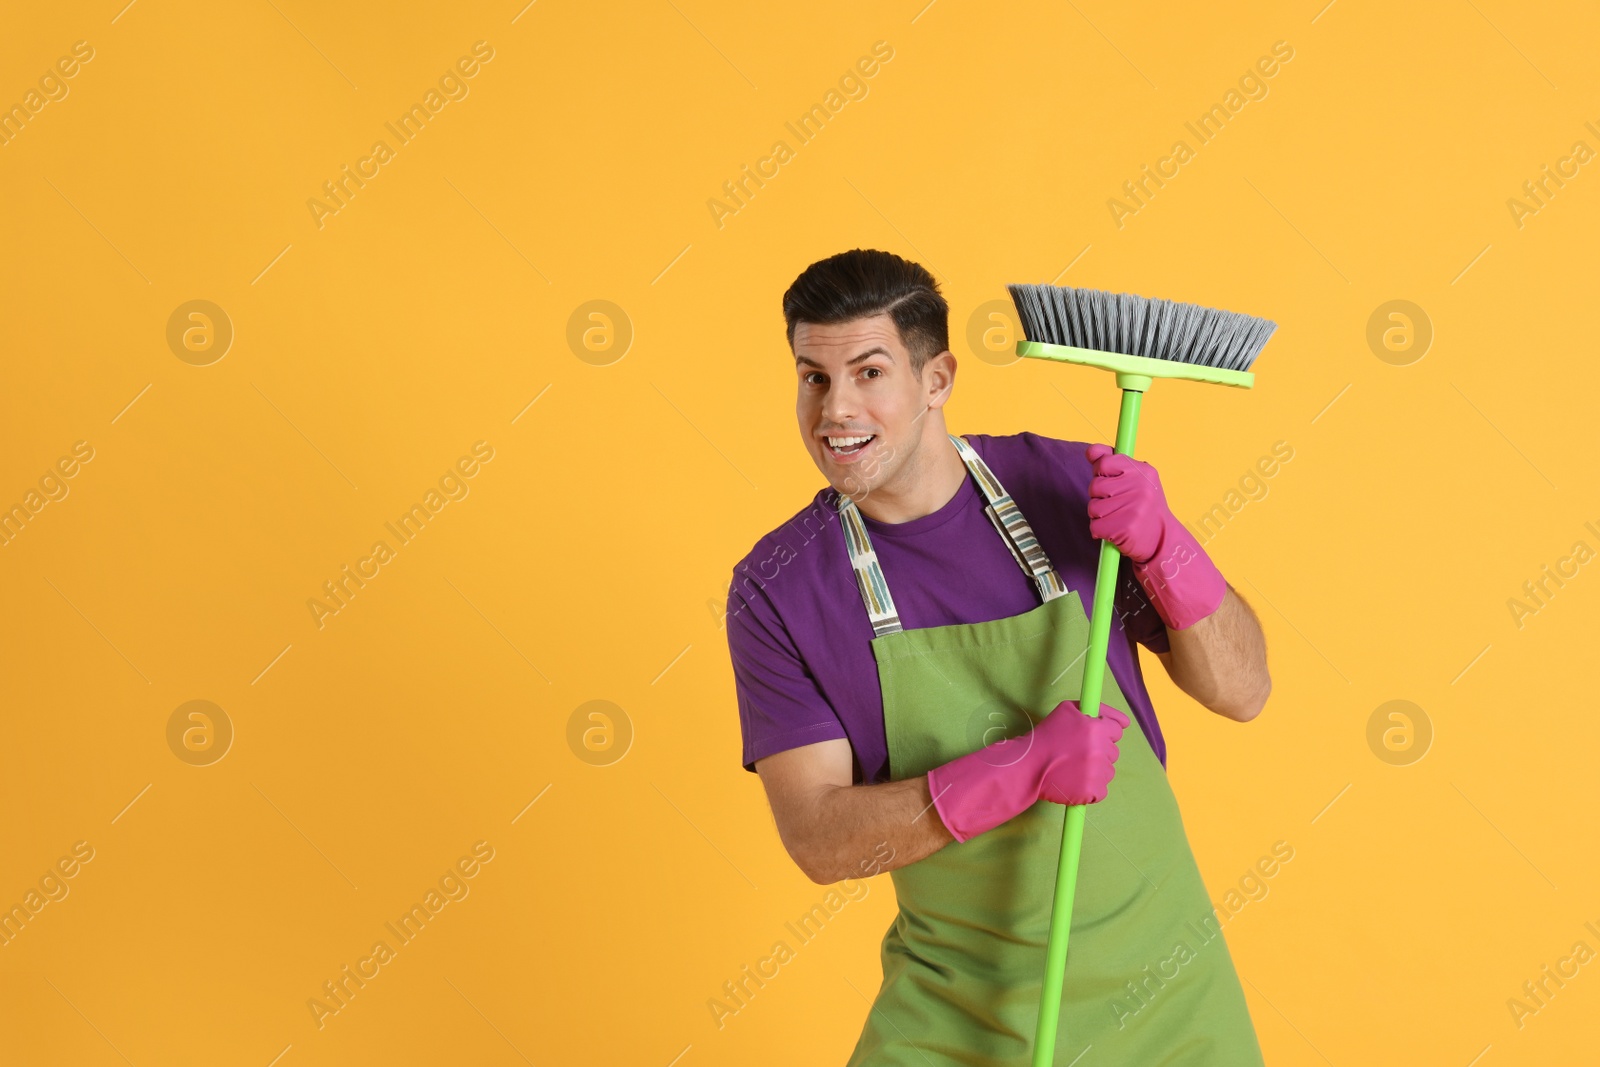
[820,380,858,425]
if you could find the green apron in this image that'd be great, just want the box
[841,434,1263,1067]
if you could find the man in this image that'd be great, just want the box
[725,248,1270,1064]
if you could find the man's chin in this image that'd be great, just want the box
[827,470,882,502]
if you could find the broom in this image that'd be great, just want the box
[1004,283,1278,1067]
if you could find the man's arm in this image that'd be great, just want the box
[755,738,953,885]
[1081,442,1272,723]
[1153,583,1270,722]
[754,702,1128,883]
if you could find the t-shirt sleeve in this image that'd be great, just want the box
[1114,555,1171,654]
[726,568,848,773]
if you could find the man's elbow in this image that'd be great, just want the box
[802,860,838,886]
[773,815,841,885]
[786,843,837,885]
[1218,675,1271,722]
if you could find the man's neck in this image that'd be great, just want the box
[852,429,968,525]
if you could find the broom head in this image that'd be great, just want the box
[1006,283,1278,390]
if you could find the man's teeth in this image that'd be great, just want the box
[827,435,873,448]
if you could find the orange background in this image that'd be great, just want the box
[2,1,1597,1063]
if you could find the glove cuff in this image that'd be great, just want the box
[1131,515,1226,630]
[926,736,1043,845]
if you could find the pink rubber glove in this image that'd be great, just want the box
[1085,443,1227,631]
[927,701,1129,844]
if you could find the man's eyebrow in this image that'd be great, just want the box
[794,345,894,369]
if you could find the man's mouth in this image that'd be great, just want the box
[823,434,876,461]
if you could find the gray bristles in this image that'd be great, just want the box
[1006,283,1278,372]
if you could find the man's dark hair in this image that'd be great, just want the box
[782,248,949,375]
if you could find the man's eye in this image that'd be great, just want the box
[862,367,882,379]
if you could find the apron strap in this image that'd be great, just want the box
[839,499,904,637]
[948,434,1071,604]
[835,433,1067,636]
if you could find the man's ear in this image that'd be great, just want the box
[923,350,956,407]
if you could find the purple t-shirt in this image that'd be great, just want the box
[726,431,1173,786]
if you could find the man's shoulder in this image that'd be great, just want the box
[964,430,1093,487]
[727,487,846,607]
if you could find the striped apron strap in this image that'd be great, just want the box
[837,495,903,638]
[947,434,1070,604]
[837,434,1068,637]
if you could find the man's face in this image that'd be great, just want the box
[793,313,952,499]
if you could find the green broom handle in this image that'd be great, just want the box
[1032,386,1144,1067]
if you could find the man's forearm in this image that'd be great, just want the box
[794,775,954,884]
[1162,584,1271,721]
